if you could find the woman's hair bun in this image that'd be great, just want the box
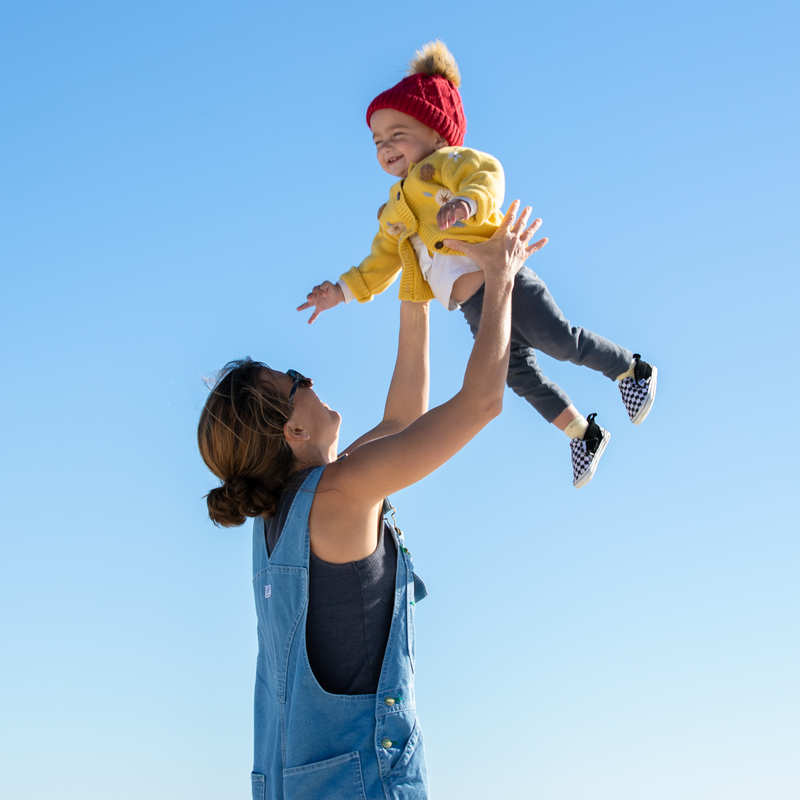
[206,477,278,528]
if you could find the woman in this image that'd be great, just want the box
[198,202,546,800]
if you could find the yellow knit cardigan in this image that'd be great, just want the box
[340,147,505,302]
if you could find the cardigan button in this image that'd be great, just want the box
[396,191,401,200]
[434,241,444,250]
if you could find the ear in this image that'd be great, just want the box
[283,420,310,443]
[433,133,449,151]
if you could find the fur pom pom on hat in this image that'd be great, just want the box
[366,40,467,147]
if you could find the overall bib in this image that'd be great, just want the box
[250,466,430,800]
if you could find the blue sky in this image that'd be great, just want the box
[2,1,798,798]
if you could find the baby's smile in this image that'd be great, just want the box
[370,108,446,179]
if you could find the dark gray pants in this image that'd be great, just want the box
[459,267,633,423]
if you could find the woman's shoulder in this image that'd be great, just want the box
[310,458,386,563]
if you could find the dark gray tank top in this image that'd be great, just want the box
[264,469,397,695]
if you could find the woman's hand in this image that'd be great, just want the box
[297,281,345,324]
[443,200,547,280]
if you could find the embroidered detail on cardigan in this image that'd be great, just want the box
[435,188,453,206]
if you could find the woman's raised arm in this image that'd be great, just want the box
[328,202,547,507]
[341,300,430,455]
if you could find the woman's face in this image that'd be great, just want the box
[261,367,341,446]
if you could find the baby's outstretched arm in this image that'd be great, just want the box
[297,281,345,324]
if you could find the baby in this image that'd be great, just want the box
[298,41,657,489]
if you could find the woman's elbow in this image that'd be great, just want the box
[459,387,504,426]
[481,396,504,423]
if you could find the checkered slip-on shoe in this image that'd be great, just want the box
[618,354,658,425]
[570,413,611,489]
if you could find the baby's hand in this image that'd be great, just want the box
[297,281,345,324]
[437,199,471,231]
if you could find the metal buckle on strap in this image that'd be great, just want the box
[382,498,404,538]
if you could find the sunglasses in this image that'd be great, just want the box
[286,369,313,404]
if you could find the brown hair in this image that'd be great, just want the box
[197,358,296,527]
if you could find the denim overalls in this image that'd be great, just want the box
[250,465,430,800]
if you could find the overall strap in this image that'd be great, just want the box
[252,517,268,575]
[267,466,326,568]
[382,498,428,604]
[251,466,326,574]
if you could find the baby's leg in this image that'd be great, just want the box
[459,280,612,489]
[460,289,574,422]
[510,267,633,380]
[507,343,574,423]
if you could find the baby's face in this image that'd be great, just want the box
[370,109,447,178]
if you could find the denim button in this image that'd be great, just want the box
[381,738,393,749]
[384,697,395,706]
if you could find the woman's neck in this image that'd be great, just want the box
[293,442,338,471]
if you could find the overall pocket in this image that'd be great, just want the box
[283,751,367,800]
[382,719,429,799]
[250,772,265,800]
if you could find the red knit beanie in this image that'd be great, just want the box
[366,41,467,147]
